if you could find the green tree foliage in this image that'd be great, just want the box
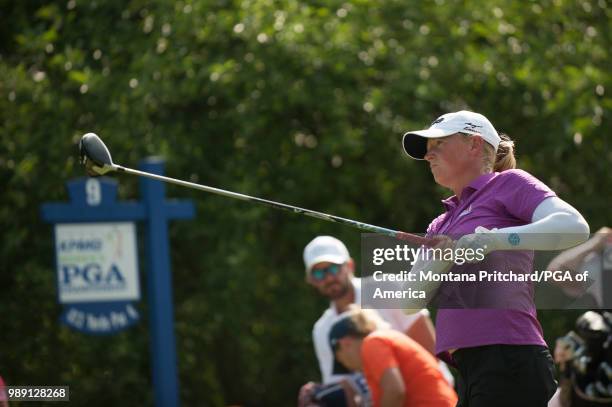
[0,0,610,404]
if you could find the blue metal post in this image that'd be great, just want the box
[140,158,194,407]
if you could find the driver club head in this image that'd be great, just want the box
[79,133,115,176]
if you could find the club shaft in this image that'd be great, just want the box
[113,164,431,246]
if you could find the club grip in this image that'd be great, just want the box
[395,231,436,247]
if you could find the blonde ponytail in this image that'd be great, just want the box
[483,133,516,172]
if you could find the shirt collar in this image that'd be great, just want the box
[441,172,498,210]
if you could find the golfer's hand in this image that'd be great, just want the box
[593,226,612,251]
[429,234,455,250]
[454,227,499,263]
[403,235,455,307]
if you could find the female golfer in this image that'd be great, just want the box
[401,110,590,407]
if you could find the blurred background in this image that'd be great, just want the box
[0,0,610,405]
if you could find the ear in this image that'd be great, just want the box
[470,136,485,155]
[345,258,355,273]
[305,270,317,286]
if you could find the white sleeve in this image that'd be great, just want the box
[473,197,590,251]
[312,321,332,383]
[314,313,351,384]
[404,252,454,299]
[530,196,588,233]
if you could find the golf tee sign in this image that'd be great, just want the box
[41,158,194,407]
[42,175,148,335]
[54,221,140,332]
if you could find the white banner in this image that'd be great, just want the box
[55,222,140,303]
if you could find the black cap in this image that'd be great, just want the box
[402,132,429,160]
[329,315,359,374]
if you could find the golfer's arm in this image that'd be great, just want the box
[492,197,590,251]
[405,254,453,299]
[380,367,406,407]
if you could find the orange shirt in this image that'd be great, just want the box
[361,330,457,407]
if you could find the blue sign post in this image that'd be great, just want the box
[41,157,194,407]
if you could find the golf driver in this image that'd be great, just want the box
[79,133,434,246]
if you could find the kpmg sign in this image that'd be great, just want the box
[55,223,140,303]
[42,160,194,406]
[42,177,146,334]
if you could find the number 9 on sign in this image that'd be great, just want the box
[86,178,101,206]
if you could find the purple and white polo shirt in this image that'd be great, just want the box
[426,169,557,363]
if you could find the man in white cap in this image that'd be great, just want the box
[298,235,450,406]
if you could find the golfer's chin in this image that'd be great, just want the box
[431,171,451,190]
[324,284,348,300]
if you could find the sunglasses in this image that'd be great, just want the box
[310,264,342,281]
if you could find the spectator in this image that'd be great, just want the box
[298,236,451,406]
[329,306,457,407]
[547,227,612,307]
